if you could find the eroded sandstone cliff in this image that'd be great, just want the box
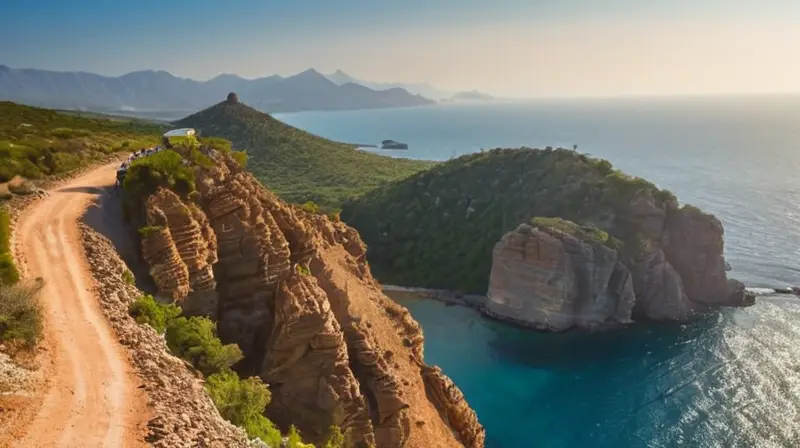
[133,147,484,447]
[486,190,753,330]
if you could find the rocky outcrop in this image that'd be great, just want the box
[486,222,635,331]
[661,205,746,306]
[631,249,696,321]
[134,146,483,447]
[486,190,754,330]
[260,273,374,448]
[143,190,218,315]
[422,366,485,448]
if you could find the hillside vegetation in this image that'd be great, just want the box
[0,101,166,182]
[341,147,678,294]
[174,97,434,208]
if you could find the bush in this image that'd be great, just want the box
[165,316,244,376]
[326,209,342,222]
[300,201,320,214]
[202,137,233,154]
[322,426,345,448]
[0,208,10,254]
[531,216,609,245]
[0,279,44,348]
[129,294,181,333]
[231,151,248,167]
[138,225,164,238]
[287,425,314,448]
[123,149,196,198]
[122,269,135,285]
[205,369,283,446]
[0,253,20,285]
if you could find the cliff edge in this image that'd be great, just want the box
[125,144,484,447]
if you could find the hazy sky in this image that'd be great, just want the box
[2,0,800,97]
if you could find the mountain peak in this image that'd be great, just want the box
[210,73,245,82]
[298,68,324,77]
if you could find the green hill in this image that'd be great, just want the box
[173,95,434,208]
[0,101,166,182]
[341,147,679,294]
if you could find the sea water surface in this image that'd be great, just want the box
[277,97,800,447]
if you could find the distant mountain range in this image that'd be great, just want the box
[324,69,454,100]
[0,65,434,116]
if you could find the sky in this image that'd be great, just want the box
[2,0,800,97]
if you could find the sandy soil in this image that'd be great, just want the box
[9,163,149,448]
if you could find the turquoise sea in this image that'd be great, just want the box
[277,97,800,447]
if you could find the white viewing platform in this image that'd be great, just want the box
[163,128,196,138]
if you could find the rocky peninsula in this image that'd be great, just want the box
[343,147,755,331]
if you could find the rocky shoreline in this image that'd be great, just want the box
[384,281,789,334]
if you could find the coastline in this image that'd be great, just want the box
[381,284,485,309]
[382,284,571,332]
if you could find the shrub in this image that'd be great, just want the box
[326,209,342,222]
[205,369,283,445]
[49,127,91,139]
[51,152,83,174]
[138,225,164,238]
[287,425,314,448]
[0,253,20,285]
[187,147,215,169]
[231,150,248,167]
[122,269,135,285]
[123,149,196,198]
[300,201,320,214]
[0,208,18,285]
[166,135,200,149]
[295,264,311,276]
[0,208,10,254]
[202,137,233,154]
[594,159,614,175]
[531,216,609,245]
[0,279,44,348]
[129,294,181,333]
[322,426,345,448]
[165,316,244,376]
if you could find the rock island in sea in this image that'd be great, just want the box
[342,147,755,331]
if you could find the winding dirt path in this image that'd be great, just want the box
[12,163,149,448]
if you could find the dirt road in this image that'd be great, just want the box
[12,163,149,448]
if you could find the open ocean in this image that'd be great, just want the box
[277,97,800,447]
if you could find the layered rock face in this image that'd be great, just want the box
[137,148,484,447]
[487,191,753,330]
[486,223,635,331]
